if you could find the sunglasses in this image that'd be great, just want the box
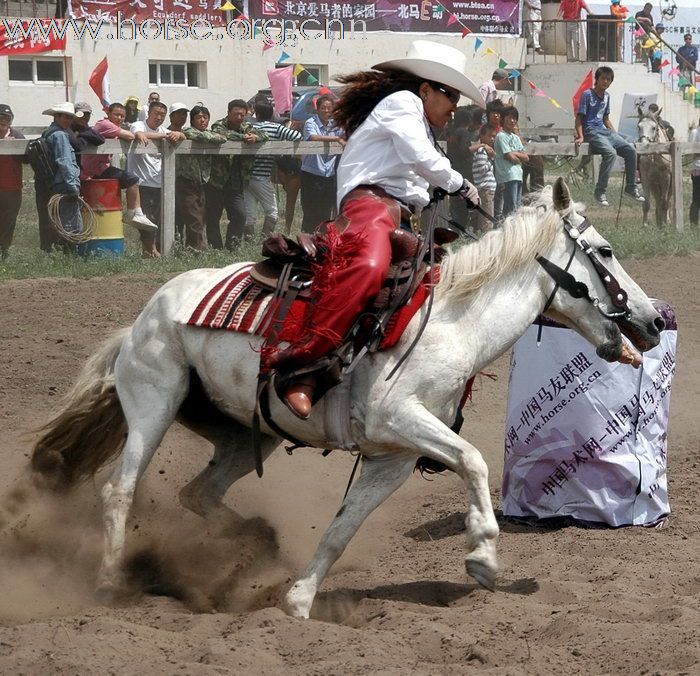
[430,82,461,105]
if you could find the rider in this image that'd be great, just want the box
[264,40,483,418]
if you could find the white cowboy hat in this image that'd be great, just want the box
[42,102,84,118]
[373,40,485,107]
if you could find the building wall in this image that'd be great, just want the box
[0,29,526,125]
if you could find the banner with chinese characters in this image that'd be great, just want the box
[249,1,521,36]
[502,303,676,527]
[70,0,228,26]
[0,19,67,55]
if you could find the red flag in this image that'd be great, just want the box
[89,57,110,112]
[0,18,66,56]
[572,69,593,115]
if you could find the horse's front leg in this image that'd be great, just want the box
[285,453,415,619]
[394,406,499,590]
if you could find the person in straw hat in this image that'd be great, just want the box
[35,102,85,251]
[264,40,484,419]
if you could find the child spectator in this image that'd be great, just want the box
[494,106,529,219]
[470,123,498,233]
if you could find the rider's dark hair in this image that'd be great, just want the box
[189,105,210,123]
[227,98,248,112]
[108,102,125,113]
[595,66,615,82]
[148,100,167,113]
[333,69,425,138]
[254,101,274,121]
[501,105,519,122]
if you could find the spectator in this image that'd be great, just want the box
[300,95,345,233]
[634,2,654,33]
[0,104,24,258]
[485,99,506,219]
[470,123,498,233]
[127,100,185,257]
[647,24,666,73]
[168,102,188,133]
[494,106,529,219]
[677,34,697,88]
[479,69,511,105]
[247,100,302,236]
[446,104,483,228]
[557,0,592,62]
[81,102,158,235]
[35,102,85,251]
[690,122,700,227]
[70,102,105,170]
[176,104,226,250]
[209,99,268,249]
[610,1,629,61]
[124,96,141,125]
[138,92,161,122]
[574,66,645,207]
[524,0,544,54]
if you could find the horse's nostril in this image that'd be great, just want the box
[652,316,666,333]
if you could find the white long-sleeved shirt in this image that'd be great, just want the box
[336,90,463,210]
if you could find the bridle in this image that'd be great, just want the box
[536,215,631,322]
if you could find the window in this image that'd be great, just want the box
[8,58,65,84]
[148,61,203,87]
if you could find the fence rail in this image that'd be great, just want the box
[1,138,698,251]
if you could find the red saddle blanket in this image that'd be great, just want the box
[182,263,435,350]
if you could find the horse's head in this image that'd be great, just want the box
[538,178,664,364]
[637,106,662,144]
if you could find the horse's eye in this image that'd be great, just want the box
[598,245,613,258]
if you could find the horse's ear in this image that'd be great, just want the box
[553,177,571,211]
[656,107,663,119]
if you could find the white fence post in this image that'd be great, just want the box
[670,141,684,233]
[160,140,177,254]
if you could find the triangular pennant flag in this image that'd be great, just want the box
[434,3,444,10]
[461,28,471,38]
[678,76,689,86]
[262,40,274,52]
[572,69,593,113]
[306,73,318,85]
[625,15,636,23]
[474,37,483,53]
[633,28,646,37]
[641,39,655,48]
[278,51,291,63]
[498,58,508,68]
[688,86,698,95]
[659,59,670,69]
[293,63,305,77]
[535,89,547,97]
[550,98,562,109]
[509,69,521,78]
[527,79,537,90]
[235,13,248,21]
[668,67,680,76]
[447,14,458,26]
[220,0,235,9]
[486,47,496,55]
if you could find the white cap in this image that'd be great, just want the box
[169,102,189,114]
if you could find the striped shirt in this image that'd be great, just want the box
[251,121,302,179]
[471,147,496,191]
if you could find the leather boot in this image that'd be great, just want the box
[282,375,316,420]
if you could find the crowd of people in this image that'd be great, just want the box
[0,91,345,258]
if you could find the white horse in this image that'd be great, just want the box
[31,179,664,619]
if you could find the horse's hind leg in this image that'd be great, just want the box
[97,341,189,600]
[285,453,415,619]
[179,427,279,525]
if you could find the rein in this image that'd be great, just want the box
[536,215,631,328]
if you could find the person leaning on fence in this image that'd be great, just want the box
[300,95,346,233]
[574,66,645,208]
[175,104,227,250]
[558,0,592,62]
[208,99,268,249]
[81,102,159,235]
[524,0,544,54]
[127,100,185,258]
[123,96,141,125]
[479,68,510,105]
[0,104,25,259]
[689,123,700,228]
[677,34,698,88]
[138,92,161,122]
[246,100,302,236]
[35,102,85,252]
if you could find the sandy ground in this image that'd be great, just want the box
[0,256,698,675]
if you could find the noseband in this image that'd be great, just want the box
[536,216,631,321]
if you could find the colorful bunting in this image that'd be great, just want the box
[474,38,483,53]
[461,27,471,38]
[262,40,274,52]
[678,76,690,86]
[498,58,508,68]
[447,14,458,26]
[624,15,636,23]
[659,59,670,69]
[306,73,318,84]
[550,98,562,109]
[535,89,547,97]
[668,67,680,76]
[277,51,291,63]
[688,85,698,95]
[633,28,646,37]
[220,0,235,9]
[527,79,537,90]
[293,63,304,77]
[509,69,521,78]
[486,47,496,55]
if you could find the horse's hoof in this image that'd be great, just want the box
[285,582,314,619]
[94,581,127,606]
[465,559,497,592]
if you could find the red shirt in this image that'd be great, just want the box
[560,0,587,20]
[0,128,24,192]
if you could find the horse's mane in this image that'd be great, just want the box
[437,188,562,301]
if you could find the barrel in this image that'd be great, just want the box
[79,178,124,256]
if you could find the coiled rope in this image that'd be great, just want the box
[47,193,96,244]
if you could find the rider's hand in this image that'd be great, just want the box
[458,179,480,207]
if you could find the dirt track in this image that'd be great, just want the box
[0,256,698,675]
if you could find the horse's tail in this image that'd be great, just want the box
[31,328,130,490]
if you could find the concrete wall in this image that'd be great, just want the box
[0,28,526,125]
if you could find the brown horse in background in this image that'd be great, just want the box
[637,107,673,227]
